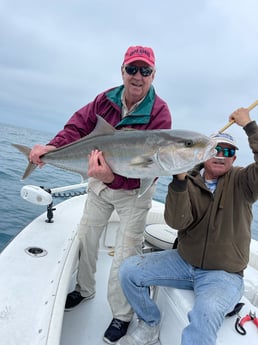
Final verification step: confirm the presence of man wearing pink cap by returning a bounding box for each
[29,45,172,343]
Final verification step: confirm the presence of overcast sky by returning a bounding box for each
[0,0,258,166]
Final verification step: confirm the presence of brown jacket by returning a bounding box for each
[164,121,258,275]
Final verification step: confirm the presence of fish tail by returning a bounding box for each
[12,143,37,179]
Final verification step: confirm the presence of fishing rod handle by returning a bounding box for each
[218,99,258,133]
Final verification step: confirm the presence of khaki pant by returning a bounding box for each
[76,183,156,321]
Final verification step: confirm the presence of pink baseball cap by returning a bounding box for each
[123,46,155,67]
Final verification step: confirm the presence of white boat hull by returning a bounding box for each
[0,193,258,344]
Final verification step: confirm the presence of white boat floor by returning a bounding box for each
[60,249,161,345]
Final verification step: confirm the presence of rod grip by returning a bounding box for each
[218,100,258,133]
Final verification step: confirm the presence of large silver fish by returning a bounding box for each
[13,115,216,196]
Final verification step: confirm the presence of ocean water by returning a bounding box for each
[0,122,258,252]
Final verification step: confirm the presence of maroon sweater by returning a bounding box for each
[48,85,172,190]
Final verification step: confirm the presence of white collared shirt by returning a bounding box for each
[121,90,144,118]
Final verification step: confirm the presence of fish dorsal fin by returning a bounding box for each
[85,115,116,139]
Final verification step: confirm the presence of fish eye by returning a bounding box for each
[184,140,193,147]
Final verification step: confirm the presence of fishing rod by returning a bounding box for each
[218,99,258,133]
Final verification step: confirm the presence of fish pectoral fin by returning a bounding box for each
[130,155,154,168]
[138,178,155,197]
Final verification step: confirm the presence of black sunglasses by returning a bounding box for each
[215,145,236,157]
[124,65,153,77]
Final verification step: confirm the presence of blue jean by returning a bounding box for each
[119,249,244,345]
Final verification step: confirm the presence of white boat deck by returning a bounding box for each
[1,192,258,345]
[61,249,162,345]
[61,249,113,345]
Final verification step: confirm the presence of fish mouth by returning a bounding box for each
[202,146,217,162]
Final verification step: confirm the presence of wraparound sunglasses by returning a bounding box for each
[124,65,153,77]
